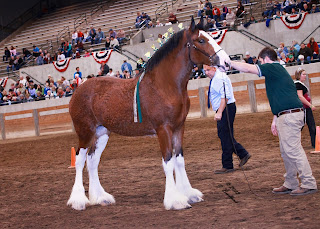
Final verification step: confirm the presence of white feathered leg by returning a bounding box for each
[87,127,115,206]
[174,154,203,204]
[162,157,190,210]
[67,148,90,210]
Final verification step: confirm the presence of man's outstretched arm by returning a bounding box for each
[230,61,259,75]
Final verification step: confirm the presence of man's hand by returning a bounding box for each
[214,112,222,121]
[271,115,278,136]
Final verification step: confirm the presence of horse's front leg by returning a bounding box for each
[157,125,190,210]
[173,126,203,204]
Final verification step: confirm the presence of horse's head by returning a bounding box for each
[187,17,230,72]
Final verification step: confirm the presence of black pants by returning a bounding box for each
[217,103,249,169]
[304,108,316,147]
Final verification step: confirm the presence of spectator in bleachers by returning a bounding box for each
[28,85,36,98]
[36,53,44,65]
[273,10,282,19]
[280,52,288,63]
[168,12,178,24]
[123,70,131,79]
[66,41,72,57]
[212,5,221,21]
[136,57,145,70]
[282,0,296,14]
[35,90,45,101]
[89,26,97,45]
[98,62,109,76]
[244,51,254,64]
[75,40,84,53]
[277,42,289,58]
[44,53,53,64]
[292,40,300,53]
[45,90,55,99]
[14,55,24,69]
[298,43,313,64]
[221,4,228,20]
[155,20,164,27]
[205,6,213,19]
[33,45,40,57]
[105,37,111,50]
[121,60,132,77]
[106,68,115,77]
[10,46,17,57]
[307,37,319,59]
[115,71,123,78]
[110,36,119,49]
[83,30,90,42]
[117,29,126,44]
[56,87,65,98]
[72,30,78,45]
[3,47,10,62]
[22,48,32,61]
[19,76,27,86]
[291,7,298,14]
[263,0,274,18]
[95,28,105,44]
[74,67,82,79]
[6,56,15,72]
[43,82,50,95]
[197,1,205,17]
[204,0,212,9]
[77,29,84,42]
[236,1,245,18]
[244,16,257,27]
[135,12,142,28]
[273,1,282,15]
[84,50,91,57]
[286,53,296,65]
[65,86,72,97]
[204,18,218,31]
[108,29,117,39]
[301,3,310,13]
[226,9,236,27]
[57,51,66,61]
[310,4,320,13]
[141,12,152,27]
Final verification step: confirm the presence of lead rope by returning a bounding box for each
[222,81,258,197]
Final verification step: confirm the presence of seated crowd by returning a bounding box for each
[0,57,147,105]
[263,0,319,19]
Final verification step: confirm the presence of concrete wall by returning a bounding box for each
[19,51,137,84]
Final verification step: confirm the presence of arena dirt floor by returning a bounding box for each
[1,110,320,228]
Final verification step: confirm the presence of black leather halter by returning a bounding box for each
[186,41,223,64]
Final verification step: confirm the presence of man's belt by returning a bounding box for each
[277,108,304,117]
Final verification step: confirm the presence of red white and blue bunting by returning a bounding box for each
[53,58,71,72]
[0,77,8,88]
[280,12,307,29]
[92,50,113,64]
[208,29,228,45]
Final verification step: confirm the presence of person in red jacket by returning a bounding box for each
[212,5,221,21]
[307,37,319,60]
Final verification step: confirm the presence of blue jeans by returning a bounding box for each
[216,103,249,169]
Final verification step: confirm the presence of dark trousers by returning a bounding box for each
[305,108,316,147]
[217,103,249,169]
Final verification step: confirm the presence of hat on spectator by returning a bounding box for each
[298,55,304,60]
[288,54,293,58]
[252,56,256,59]
[245,51,250,55]
[109,29,113,31]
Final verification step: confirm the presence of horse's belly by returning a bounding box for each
[106,121,157,137]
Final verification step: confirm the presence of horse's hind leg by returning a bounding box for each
[67,148,90,210]
[87,126,115,206]
[173,126,203,204]
[157,125,190,210]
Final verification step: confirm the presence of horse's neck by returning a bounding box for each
[151,44,193,92]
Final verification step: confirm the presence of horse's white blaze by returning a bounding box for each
[87,132,115,205]
[67,148,90,210]
[162,157,190,210]
[174,155,203,204]
[199,30,230,70]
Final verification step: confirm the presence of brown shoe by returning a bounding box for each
[214,168,235,174]
[239,153,251,167]
[272,186,292,194]
[290,187,318,196]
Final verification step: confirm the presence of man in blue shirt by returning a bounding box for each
[74,67,82,79]
[229,47,317,196]
[121,60,132,77]
[204,65,251,174]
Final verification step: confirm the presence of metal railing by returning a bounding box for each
[21,71,45,87]
[237,29,277,49]
[56,26,70,45]
[301,25,320,44]
[74,13,87,30]
[155,2,168,21]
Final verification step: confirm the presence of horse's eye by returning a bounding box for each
[199,39,205,44]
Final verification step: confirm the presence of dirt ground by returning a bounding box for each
[1,110,320,229]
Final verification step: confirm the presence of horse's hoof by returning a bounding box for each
[188,196,204,204]
[100,199,115,206]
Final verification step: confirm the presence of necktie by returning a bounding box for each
[207,78,213,108]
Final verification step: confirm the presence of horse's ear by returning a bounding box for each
[189,16,196,32]
[196,16,204,30]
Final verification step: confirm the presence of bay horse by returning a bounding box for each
[67,17,230,211]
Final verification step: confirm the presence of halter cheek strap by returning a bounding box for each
[186,41,223,64]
